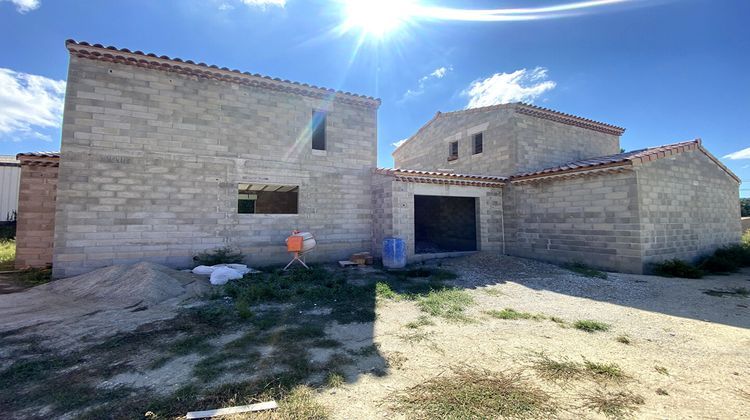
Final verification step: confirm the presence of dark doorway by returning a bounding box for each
[414,195,478,254]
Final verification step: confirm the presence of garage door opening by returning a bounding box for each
[414,195,477,254]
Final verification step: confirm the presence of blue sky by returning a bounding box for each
[1,0,748,196]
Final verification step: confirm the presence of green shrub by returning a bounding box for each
[193,246,244,266]
[651,259,704,279]
[0,221,15,240]
[698,254,739,274]
[713,245,750,267]
[0,239,15,271]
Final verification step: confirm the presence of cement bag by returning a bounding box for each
[217,263,251,275]
[210,266,244,285]
[192,265,216,275]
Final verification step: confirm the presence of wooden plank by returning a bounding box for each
[186,401,278,419]
[338,260,358,267]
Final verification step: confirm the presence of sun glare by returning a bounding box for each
[340,0,416,38]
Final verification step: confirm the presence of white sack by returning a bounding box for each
[192,265,216,275]
[209,267,245,285]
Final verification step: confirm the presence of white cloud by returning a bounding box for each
[724,147,750,160]
[0,68,65,142]
[218,3,235,10]
[2,0,39,13]
[392,138,408,148]
[242,0,285,7]
[430,67,449,78]
[464,67,556,109]
[402,66,453,101]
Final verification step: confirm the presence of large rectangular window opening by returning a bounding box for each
[312,110,326,151]
[414,195,478,254]
[238,184,299,214]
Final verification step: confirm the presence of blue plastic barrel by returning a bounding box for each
[382,237,406,269]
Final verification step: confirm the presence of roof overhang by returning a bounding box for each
[376,168,506,188]
[65,40,381,110]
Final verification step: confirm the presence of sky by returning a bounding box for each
[0,0,748,196]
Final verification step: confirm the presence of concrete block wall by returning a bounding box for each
[15,161,58,268]
[371,175,504,260]
[509,112,619,173]
[504,171,643,273]
[393,108,515,176]
[371,174,394,257]
[636,149,741,264]
[393,105,620,177]
[53,55,377,277]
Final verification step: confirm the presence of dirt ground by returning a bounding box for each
[1,254,748,419]
[319,254,750,419]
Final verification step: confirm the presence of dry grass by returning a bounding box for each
[531,354,583,382]
[485,308,546,321]
[615,335,631,345]
[573,319,611,333]
[416,288,474,322]
[275,386,329,419]
[403,315,435,329]
[392,367,555,419]
[325,372,345,388]
[581,390,645,419]
[531,354,626,383]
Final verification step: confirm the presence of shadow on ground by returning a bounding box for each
[427,252,750,330]
[0,263,453,418]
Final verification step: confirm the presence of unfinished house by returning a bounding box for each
[392,104,742,273]
[51,40,379,278]
[16,40,741,277]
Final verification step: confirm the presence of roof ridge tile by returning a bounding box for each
[65,39,381,108]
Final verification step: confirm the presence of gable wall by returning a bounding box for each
[53,55,377,277]
[636,149,741,264]
[510,112,620,173]
[393,108,515,176]
[393,106,620,177]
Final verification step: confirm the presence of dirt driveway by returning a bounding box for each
[321,253,750,419]
[1,253,748,419]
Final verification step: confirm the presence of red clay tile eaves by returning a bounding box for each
[16,151,61,167]
[16,152,60,159]
[510,139,741,183]
[392,103,625,154]
[65,40,381,109]
[513,103,625,136]
[375,167,507,187]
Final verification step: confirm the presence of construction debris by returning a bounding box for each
[338,260,358,267]
[349,252,373,266]
[185,401,278,419]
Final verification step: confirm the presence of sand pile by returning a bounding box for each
[36,262,207,307]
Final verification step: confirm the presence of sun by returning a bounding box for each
[339,0,416,39]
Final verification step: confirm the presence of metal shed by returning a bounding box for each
[0,156,20,222]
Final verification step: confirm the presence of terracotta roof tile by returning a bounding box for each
[65,40,381,109]
[393,103,625,153]
[16,151,60,159]
[509,139,740,183]
[375,168,506,187]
